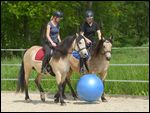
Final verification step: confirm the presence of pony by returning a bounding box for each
[16,33,88,105]
[55,35,113,102]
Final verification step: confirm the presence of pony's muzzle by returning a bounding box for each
[83,53,88,58]
[106,57,111,61]
[106,52,111,61]
[80,50,88,58]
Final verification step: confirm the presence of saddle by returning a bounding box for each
[35,48,45,60]
[72,50,90,73]
[35,48,55,76]
[72,51,90,60]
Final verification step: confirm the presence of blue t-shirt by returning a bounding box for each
[47,21,59,43]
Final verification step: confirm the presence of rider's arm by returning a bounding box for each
[97,30,102,40]
[80,31,92,44]
[96,22,102,40]
[57,33,61,43]
[80,23,92,44]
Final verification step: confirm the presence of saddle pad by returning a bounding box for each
[72,51,89,60]
[35,48,45,60]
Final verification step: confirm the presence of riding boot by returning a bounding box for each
[41,48,54,74]
[79,58,85,74]
[41,55,48,74]
[83,58,89,73]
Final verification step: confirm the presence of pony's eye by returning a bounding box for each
[79,41,82,44]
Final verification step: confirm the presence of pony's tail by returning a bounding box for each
[16,60,25,93]
[16,49,27,93]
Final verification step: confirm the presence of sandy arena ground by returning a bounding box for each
[1,91,149,112]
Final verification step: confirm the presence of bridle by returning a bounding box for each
[101,40,112,55]
[102,50,112,55]
[73,36,87,53]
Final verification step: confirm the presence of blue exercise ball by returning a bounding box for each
[77,74,104,102]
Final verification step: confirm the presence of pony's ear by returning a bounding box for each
[76,33,79,37]
[109,34,113,43]
[110,33,113,40]
[101,37,105,42]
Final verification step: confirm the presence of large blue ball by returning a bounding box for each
[77,74,104,102]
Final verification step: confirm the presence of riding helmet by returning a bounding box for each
[53,11,63,19]
[85,10,94,18]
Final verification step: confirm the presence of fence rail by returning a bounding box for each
[1,64,149,67]
[1,47,149,83]
[1,78,149,83]
[1,47,149,51]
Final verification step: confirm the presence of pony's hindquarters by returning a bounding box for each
[16,46,42,93]
[23,46,42,83]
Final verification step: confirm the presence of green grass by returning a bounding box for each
[1,48,149,96]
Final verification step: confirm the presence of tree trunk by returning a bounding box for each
[23,15,31,44]
[87,1,93,9]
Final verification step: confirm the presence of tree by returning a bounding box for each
[1,1,149,51]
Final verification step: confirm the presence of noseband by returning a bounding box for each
[75,36,87,53]
[102,50,112,55]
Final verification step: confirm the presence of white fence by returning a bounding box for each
[1,47,149,51]
[1,47,149,83]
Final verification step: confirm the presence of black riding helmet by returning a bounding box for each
[85,10,94,18]
[53,11,63,19]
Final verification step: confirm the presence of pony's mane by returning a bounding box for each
[93,39,112,57]
[93,40,104,57]
[53,34,85,59]
[53,35,76,59]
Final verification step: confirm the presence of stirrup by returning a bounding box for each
[80,67,85,74]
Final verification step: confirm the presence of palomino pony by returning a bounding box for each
[55,35,113,102]
[16,34,88,105]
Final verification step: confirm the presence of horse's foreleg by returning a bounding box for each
[58,83,66,105]
[65,69,77,100]
[54,80,67,99]
[35,73,45,102]
[55,78,77,100]
[62,81,67,99]
[55,72,66,105]
[65,78,78,100]
[54,83,66,105]
[99,71,108,102]
[101,80,107,102]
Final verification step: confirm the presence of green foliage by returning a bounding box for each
[1,1,149,49]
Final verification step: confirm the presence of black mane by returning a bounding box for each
[52,35,76,59]
[53,34,85,59]
[93,39,104,57]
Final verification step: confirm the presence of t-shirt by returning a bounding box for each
[80,21,100,41]
[47,21,60,43]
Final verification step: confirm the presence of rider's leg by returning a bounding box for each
[41,44,51,73]
[79,57,84,73]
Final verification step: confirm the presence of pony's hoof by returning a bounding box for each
[73,94,78,100]
[60,102,66,106]
[101,97,108,102]
[41,98,45,102]
[25,98,32,103]
[63,95,67,99]
[73,96,78,100]
[54,98,59,103]
[54,93,59,98]
[40,92,45,102]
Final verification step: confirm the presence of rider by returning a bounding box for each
[79,9,102,73]
[41,11,63,73]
